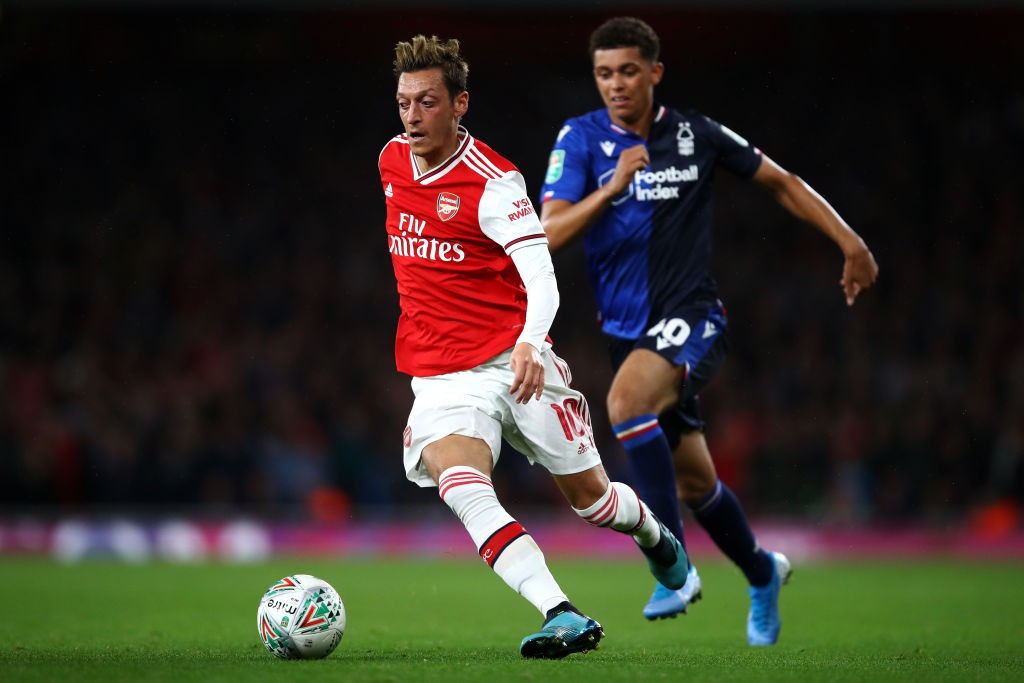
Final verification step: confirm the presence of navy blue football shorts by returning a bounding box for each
[607,300,728,448]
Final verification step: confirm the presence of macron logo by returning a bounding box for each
[600,141,616,157]
[703,321,717,339]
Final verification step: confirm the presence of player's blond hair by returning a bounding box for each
[393,35,469,101]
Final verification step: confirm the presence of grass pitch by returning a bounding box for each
[1,556,1022,682]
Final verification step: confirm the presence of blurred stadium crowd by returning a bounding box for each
[1,8,1021,530]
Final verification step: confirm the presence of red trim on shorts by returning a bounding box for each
[479,521,527,568]
[552,353,571,386]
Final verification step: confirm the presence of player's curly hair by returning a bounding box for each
[393,35,469,100]
[588,17,660,63]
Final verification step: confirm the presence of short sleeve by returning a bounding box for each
[701,115,763,179]
[540,121,590,204]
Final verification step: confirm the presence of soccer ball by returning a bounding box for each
[257,574,346,659]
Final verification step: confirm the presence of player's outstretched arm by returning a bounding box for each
[752,154,879,306]
[541,144,650,252]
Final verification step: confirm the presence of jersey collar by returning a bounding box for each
[411,126,473,183]
[604,104,667,138]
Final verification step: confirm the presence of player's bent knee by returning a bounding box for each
[606,392,650,425]
[553,465,610,510]
[607,386,675,425]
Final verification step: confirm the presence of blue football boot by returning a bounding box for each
[747,551,792,646]
[643,563,703,620]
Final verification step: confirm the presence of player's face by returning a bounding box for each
[592,47,664,130]
[396,68,468,170]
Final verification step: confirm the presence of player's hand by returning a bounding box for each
[840,242,879,306]
[509,342,545,404]
[604,144,649,197]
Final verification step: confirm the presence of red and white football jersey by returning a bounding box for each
[378,127,548,377]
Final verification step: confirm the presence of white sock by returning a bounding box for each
[573,481,661,547]
[438,466,567,615]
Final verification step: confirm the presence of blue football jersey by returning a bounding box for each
[540,105,762,340]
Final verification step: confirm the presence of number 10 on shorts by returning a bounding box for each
[551,397,595,447]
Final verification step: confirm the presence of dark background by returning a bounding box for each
[1,2,1022,531]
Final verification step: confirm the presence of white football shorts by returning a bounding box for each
[403,347,603,487]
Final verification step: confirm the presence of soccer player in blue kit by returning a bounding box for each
[539,17,878,645]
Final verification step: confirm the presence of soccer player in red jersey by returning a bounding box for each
[378,34,691,659]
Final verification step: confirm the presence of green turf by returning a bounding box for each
[1,556,1022,682]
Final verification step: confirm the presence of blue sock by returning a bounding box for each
[690,480,773,587]
[613,415,686,551]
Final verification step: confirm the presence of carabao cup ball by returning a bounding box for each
[257,574,346,659]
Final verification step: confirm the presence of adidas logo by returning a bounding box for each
[385,182,394,197]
